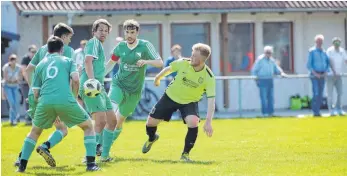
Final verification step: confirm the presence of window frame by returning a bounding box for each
[262,21,294,73]
[170,22,211,67]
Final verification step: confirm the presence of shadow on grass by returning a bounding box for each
[25,165,86,176]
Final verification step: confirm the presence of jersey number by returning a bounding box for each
[47,61,58,79]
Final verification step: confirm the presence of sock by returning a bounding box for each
[86,156,96,165]
[95,133,101,145]
[42,130,64,149]
[112,128,122,143]
[183,127,198,154]
[98,131,103,146]
[101,128,114,158]
[84,136,96,157]
[146,126,157,142]
[20,137,37,160]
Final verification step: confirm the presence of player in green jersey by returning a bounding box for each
[16,36,99,172]
[141,43,216,162]
[78,19,116,159]
[15,23,75,167]
[103,19,163,160]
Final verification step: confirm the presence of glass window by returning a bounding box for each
[220,23,255,74]
[263,22,293,72]
[171,23,210,66]
[119,24,162,75]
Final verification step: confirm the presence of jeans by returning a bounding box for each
[257,79,274,115]
[310,77,325,115]
[327,76,343,111]
[3,85,20,123]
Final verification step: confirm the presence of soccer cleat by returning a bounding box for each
[86,163,100,171]
[142,134,159,154]
[14,158,20,167]
[96,144,102,156]
[36,146,56,167]
[16,160,27,173]
[100,157,113,163]
[16,165,26,173]
[180,153,192,162]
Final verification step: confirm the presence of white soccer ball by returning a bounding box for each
[83,79,101,98]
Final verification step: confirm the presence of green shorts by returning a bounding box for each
[108,83,141,117]
[33,103,90,129]
[79,88,113,114]
[27,94,37,119]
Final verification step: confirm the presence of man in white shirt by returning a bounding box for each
[72,40,87,73]
[326,37,347,116]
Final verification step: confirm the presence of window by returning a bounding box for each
[70,25,92,49]
[171,23,211,66]
[119,24,162,75]
[263,22,293,72]
[220,23,255,74]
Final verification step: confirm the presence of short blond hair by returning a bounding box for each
[171,44,182,52]
[92,19,112,33]
[192,43,211,59]
[123,19,140,31]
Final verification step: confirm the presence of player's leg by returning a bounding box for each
[179,102,200,162]
[142,93,178,154]
[17,104,57,172]
[38,118,68,153]
[56,103,100,171]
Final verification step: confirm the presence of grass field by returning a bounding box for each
[2,117,347,176]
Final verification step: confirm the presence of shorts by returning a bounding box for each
[150,93,199,123]
[27,94,37,119]
[33,102,90,129]
[79,88,113,114]
[108,83,141,117]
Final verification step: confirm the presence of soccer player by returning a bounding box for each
[15,23,74,167]
[103,19,163,160]
[141,43,215,162]
[16,36,99,172]
[79,19,116,159]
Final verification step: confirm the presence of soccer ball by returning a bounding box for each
[83,79,101,97]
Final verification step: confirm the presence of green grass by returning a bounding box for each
[2,117,347,176]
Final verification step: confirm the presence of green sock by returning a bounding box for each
[98,131,103,146]
[84,136,96,157]
[95,132,101,145]
[101,129,114,158]
[20,137,36,160]
[43,130,64,149]
[112,128,122,143]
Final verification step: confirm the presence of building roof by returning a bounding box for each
[13,1,347,16]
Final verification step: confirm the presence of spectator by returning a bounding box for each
[165,44,182,86]
[2,54,23,126]
[326,37,347,116]
[251,46,285,117]
[306,34,330,117]
[72,39,87,73]
[21,45,37,125]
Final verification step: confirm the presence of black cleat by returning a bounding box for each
[100,157,113,163]
[142,134,159,154]
[86,163,100,171]
[96,144,102,157]
[16,160,27,173]
[36,146,56,167]
[16,165,26,173]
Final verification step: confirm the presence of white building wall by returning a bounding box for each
[15,12,347,113]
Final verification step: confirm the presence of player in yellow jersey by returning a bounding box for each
[141,43,215,162]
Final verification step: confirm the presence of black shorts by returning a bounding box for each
[150,93,199,123]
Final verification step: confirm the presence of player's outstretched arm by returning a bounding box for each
[204,97,215,137]
[85,56,95,79]
[104,59,117,77]
[153,66,172,86]
[70,72,79,98]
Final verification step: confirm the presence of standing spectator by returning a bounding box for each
[165,44,182,86]
[326,37,347,116]
[21,45,37,125]
[251,46,285,117]
[2,54,23,125]
[72,40,87,73]
[307,34,330,117]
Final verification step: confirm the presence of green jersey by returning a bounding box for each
[32,53,77,105]
[28,45,74,95]
[166,58,216,104]
[80,37,106,86]
[112,39,160,94]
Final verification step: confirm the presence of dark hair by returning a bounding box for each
[53,23,74,38]
[92,19,112,33]
[47,36,64,53]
